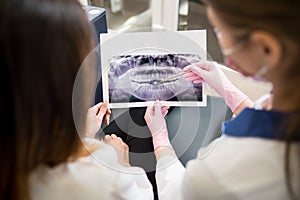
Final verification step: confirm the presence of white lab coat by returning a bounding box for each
[29,139,153,200]
[155,94,299,200]
[156,136,299,200]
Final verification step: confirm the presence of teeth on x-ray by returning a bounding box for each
[108,54,202,102]
[130,67,181,84]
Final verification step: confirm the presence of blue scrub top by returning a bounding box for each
[222,108,300,141]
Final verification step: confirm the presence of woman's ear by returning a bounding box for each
[250,31,282,68]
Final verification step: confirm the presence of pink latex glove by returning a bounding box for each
[144,101,172,150]
[85,102,111,138]
[183,61,249,112]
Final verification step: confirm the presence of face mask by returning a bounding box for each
[222,42,244,71]
[224,57,240,72]
[219,32,270,82]
[251,65,269,82]
[225,57,269,82]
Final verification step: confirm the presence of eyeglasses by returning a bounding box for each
[213,27,249,56]
[222,43,245,56]
[213,27,222,39]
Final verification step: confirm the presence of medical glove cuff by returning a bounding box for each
[224,87,249,112]
[152,128,172,151]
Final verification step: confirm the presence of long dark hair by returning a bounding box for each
[204,0,300,199]
[0,0,94,199]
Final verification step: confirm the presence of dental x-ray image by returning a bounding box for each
[107,53,205,107]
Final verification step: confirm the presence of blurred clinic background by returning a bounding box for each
[81,0,272,102]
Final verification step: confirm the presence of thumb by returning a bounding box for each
[154,100,162,115]
[144,105,154,124]
[97,103,108,120]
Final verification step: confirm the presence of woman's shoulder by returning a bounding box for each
[182,136,291,199]
[29,158,116,200]
[29,140,149,200]
[188,135,286,173]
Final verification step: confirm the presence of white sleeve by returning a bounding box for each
[156,155,186,200]
[182,158,238,200]
[84,139,154,200]
[110,167,154,200]
[30,139,154,200]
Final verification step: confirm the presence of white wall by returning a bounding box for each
[78,0,88,6]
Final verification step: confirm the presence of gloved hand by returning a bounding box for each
[85,102,111,138]
[144,100,172,150]
[183,61,249,112]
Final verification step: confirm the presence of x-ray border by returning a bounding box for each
[100,30,208,109]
